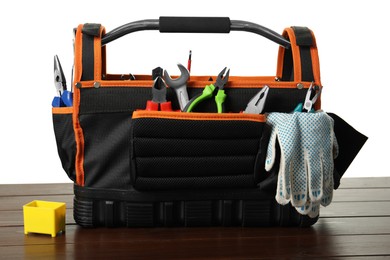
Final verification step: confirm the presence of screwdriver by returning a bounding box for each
[187,50,192,73]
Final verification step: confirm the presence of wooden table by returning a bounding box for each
[1,177,389,259]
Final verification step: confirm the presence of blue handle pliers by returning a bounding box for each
[52,55,73,107]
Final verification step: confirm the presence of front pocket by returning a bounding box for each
[130,111,269,190]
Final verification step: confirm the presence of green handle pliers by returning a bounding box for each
[184,67,230,113]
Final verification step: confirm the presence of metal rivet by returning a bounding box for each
[75,82,82,89]
[296,83,304,89]
[93,82,101,88]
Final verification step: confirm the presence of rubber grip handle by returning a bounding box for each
[159,17,231,33]
[101,18,291,48]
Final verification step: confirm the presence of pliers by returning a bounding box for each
[294,82,322,112]
[145,77,173,111]
[243,85,269,114]
[184,67,230,113]
[52,55,73,107]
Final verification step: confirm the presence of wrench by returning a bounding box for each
[163,63,190,111]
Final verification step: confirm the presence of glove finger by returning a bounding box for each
[265,130,278,171]
[321,145,334,207]
[284,156,292,201]
[272,132,291,204]
[321,153,334,207]
[275,168,290,205]
[319,114,336,206]
[275,173,284,204]
[275,126,296,203]
[321,113,338,160]
[308,201,321,218]
[268,113,299,206]
[280,151,292,203]
[302,113,329,203]
[290,151,307,207]
[296,200,320,218]
[307,150,323,203]
[279,113,301,203]
[321,184,333,206]
[266,113,295,171]
[295,200,312,215]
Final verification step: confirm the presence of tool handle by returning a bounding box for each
[101,17,290,48]
[160,17,230,33]
[215,90,227,113]
[184,84,215,112]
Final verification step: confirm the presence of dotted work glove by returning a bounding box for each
[265,112,338,218]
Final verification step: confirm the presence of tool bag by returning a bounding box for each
[52,17,367,227]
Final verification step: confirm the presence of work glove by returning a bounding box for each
[265,111,338,218]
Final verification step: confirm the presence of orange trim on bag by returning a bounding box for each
[285,28,302,82]
[52,107,73,114]
[73,24,85,186]
[276,27,322,111]
[101,34,107,77]
[276,44,285,80]
[132,110,266,123]
[74,24,83,84]
[74,120,85,187]
[75,78,309,89]
[93,26,105,80]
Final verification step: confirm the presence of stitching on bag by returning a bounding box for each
[132,111,266,123]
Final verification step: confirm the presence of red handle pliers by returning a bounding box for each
[146,77,173,111]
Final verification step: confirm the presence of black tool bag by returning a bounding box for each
[52,17,367,227]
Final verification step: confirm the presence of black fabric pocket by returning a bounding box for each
[52,108,76,182]
[130,111,269,190]
[79,112,132,189]
[328,113,368,189]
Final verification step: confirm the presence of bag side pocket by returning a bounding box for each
[52,107,76,182]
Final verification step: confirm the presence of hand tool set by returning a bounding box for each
[52,17,367,227]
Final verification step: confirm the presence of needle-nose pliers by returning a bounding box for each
[294,82,322,112]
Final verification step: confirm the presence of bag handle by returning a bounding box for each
[276,26,322,110]
[73,20,321,86]
[276,26,321,83]
[101,17,291,48]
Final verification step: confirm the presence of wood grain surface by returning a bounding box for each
[1,178,389,259]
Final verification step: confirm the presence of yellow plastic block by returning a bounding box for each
[23,200,66,237]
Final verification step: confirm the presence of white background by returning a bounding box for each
[0,0,387,184]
